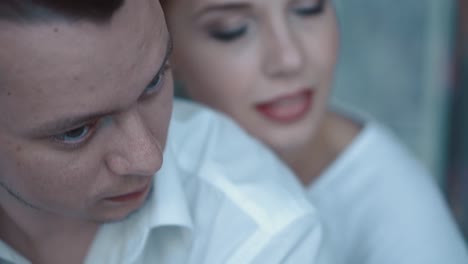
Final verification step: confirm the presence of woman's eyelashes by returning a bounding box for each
[292,0,325,17]
[208,24,248,42]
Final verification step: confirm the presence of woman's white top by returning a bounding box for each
[308,122,468,264]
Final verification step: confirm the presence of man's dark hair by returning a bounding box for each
[0,0,124,23]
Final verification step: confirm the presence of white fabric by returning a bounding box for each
[308,122,468,264]
[0,99,330,264]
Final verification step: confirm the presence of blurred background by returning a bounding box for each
[331,0,467,241]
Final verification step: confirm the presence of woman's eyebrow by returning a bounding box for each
[194,2,250,18]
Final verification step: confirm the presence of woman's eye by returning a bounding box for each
[53,122,97,148]
[209,25,247,42]
[143,62,170,96]
[292,0,325,17]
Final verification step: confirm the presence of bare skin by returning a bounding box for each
[163,0,361,185]
[284,112,361,184]
[0,0,173,263]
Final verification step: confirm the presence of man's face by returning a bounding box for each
[0,0,173,222]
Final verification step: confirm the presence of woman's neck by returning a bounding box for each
[277,111,361,186]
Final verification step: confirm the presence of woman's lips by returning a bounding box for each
[255,89,314,123]
[105,183,150,203]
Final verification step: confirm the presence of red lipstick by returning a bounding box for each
[255,89,314,123]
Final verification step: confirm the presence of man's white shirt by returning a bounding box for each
[0,99,329,264]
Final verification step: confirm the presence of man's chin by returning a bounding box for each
[92,197,149,223]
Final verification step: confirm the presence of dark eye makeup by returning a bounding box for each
[292,0,326,17]
[209,25,248,42]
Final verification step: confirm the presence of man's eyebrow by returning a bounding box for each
[33,110,113,136]
[194,2,250,18]
[33,38,173,136]
[141,36,173,95]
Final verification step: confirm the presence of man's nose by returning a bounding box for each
[105,111,163,177]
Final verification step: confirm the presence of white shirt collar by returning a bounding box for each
[84,146,193,263]
[0,148,194,264]
[147,145,193,230]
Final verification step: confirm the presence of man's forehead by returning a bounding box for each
[0,0,167,87]
[0,0,169,133]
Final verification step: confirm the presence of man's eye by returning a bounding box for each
[209,25,247,42]
[143,62,170,96]
[292,0,325,17]
[53,123,97,148]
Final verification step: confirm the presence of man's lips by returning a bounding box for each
[105,183,150,203]
[255,89,314,123]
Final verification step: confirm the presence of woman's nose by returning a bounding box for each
[262,25,304,78]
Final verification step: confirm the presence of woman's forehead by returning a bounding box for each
[183,0,329,16]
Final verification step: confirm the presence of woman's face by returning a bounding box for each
[165,0,338,152]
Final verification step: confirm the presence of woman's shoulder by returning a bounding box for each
[314,109,434,194]
[326,111,426,176]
